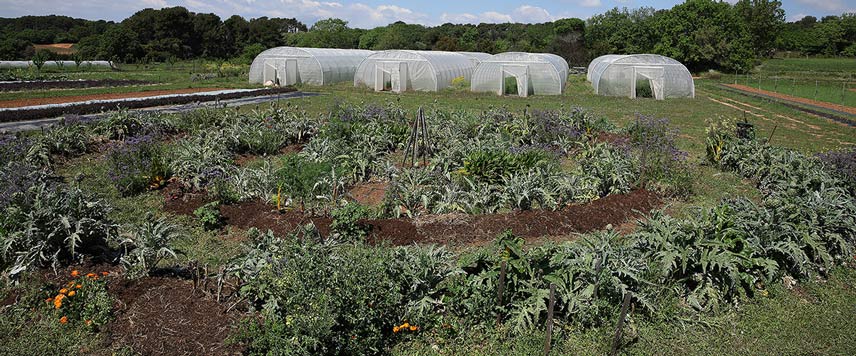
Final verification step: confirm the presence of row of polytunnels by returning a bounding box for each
[249,47,694,99]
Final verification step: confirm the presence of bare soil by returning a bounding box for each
[348,181,389,206]
[724,84,856,115]
[0,87,227,108]
[164,188,661,248]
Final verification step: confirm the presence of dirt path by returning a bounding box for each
[723,84,856,115]
[0,87,227,108]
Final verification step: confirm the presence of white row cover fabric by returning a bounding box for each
[249,47,374,86]
[588,54,694,100]
[354,50,477,92]
[0,61,112,68]
[470,52,569,96]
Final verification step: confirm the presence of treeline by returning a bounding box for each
[1,0,854,71]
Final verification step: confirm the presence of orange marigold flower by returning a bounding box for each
[393,326,400,333]
[46,297,53,303]
[101,271,109,276]
[67,291,76,297]
[75,284,82,289]
[59,288,68,294]
[402,322,410,328]
[70,270,79,277]
[67,281,75,287]
[85,320,92,326]
[54,295,64,309]
[86,273,96,278]
[59,316,68,324]
[409,325,418,331]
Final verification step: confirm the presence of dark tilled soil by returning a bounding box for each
[108,277,243,356]
[0,79,151,92]
[165,188,661,247]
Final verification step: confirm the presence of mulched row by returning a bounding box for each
[0,79,151,92]
[0,87,296,123]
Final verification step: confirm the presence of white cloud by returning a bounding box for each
[513,5,554,23]
[580,0,601,8]
[795,0,845,12]
[141,0,167,8]
[788,13,807,22]
[440,11,512,24]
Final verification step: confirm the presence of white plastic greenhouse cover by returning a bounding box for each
[354,50,477,92]
[249,47,374,85]
[458,52,493,65]
[470,52,569,96]
[588,54,694,100]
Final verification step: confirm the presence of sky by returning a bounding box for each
[0,0,853,28]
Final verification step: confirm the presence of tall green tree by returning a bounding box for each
[735,0,786,56]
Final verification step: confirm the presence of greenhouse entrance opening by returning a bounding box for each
[499,65,529,97]
[262,59,298,86]
[629,66,664,100]
[374,61,408,93]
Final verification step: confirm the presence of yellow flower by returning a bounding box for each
[59,288,68,294]
[401,322,410,329]
[392,326,400,333]
[409,325,418,331]
[67,290,76,297]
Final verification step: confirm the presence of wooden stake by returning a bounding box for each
[544,283,556,356]
[610,292,633,356]
[496,260,507,326]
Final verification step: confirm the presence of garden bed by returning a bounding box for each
[0,87,296,122]
[0,79,152,92]
[0,87,227,108]
[164,189,661,247]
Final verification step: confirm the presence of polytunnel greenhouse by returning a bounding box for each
[353,50,477,92]
[470,52,569,97]
[249,47,374,86]
[587,54,694,100]
[458,52,493,65]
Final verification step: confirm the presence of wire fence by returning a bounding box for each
[716,74,856,108]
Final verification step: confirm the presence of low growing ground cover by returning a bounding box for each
[0,98,854,355]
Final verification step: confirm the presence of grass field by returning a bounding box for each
[712,57,856,108]
[2,58,855,355]
[0,61,252,101]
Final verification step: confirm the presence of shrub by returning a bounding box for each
[118,215,181,279]
[275,155,341,211]
[0,183,116,280]
[169,133,233,190]
[45,270,113,329]
[40,118,95,157]
[193,201,223,231]
[106,135,170,196]
[816,148,856,194]
[578,143,637,196]
[330,203,370,240]
[456,148,554,185]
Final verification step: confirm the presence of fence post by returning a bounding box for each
[544,283,556,356]
[610,292,633,356]
[815,80,819,101]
